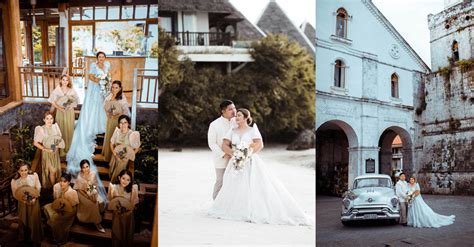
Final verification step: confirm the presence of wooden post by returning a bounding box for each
[5,0,22,103]
[151,194,158,247]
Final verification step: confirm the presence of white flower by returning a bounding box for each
[231,142,252,171]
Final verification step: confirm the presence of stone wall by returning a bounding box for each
[428,2,474,70]
[415,67,474,195]
[0,102,157,138]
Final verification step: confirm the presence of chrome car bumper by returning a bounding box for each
[341,206,400,221]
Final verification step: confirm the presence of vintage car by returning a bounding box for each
[341,174,400,225]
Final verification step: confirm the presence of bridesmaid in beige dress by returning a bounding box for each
[48,74,79,157]
[10,161,42,244]
[43,173,79,245]
[33,111,64,189]
[108,169,139,247]
[108,115,140,184]
[73,159,105,232]
[102,80,130,162]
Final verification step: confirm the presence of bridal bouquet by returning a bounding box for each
[231,142,252,170]
[87,183,97,195]
[98,73,111,98]
[407,191,414,207]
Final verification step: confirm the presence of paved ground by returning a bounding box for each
[317,195,474,247]
[159,145,315,246]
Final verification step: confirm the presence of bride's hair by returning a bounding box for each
[96,51,106,59]
[238,108,253,126]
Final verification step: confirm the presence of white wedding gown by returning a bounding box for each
[407,183,455,228]
[208,126,314,226]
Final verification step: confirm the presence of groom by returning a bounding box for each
[395,173,409,226]
[207,99,237,200]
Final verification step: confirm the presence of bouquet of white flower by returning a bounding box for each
[231,142,252,170]
[98,73,111,98]
[407,191,414,207]
[87,183,97,195]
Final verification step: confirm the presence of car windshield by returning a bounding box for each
[354,178,392,189]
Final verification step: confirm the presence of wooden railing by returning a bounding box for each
[19,66,68,99]
[131,68,158,129]
[166,31,232,46]
[0,172,16,218]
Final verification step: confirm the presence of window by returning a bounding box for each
[452,40,459,61]
[334,60,345,88]
[391,73,399,98]
[336,8,348,38]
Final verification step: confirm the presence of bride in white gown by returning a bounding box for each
[407,177,455,228]
[208,108,313,226]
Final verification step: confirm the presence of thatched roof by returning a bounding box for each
[301,22,316,47]
[159,0,236,13]
[257,1,315,54]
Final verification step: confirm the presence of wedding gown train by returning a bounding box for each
[407,183,455,228]
[66,61,109,202]
[208,126,314,226]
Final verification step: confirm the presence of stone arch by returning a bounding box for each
[316,119,358,196]
[378,126,414,179]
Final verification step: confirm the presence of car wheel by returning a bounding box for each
[341,221,352,226]
[389,219,398,225]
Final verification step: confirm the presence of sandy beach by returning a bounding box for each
[158,145,315,246]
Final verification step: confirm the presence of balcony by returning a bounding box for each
[166,31,232,46]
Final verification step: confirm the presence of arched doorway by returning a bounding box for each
[378,126,413,180]
[316,120,358,196]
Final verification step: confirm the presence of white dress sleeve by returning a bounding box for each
[48,86,61,104]
[33,173,41,192]
[251,125,263,140]
[415,183,421,191]
[33,126,45,143]
[54,123,62,137]
[131,184,139,206]
[129,131,141,149]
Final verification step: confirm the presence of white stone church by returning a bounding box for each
[315,0,431,195]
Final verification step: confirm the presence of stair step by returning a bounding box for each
[93,154,107,163]
[61,163,109,177]
[70,223,112,239]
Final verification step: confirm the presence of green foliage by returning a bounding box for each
[150,41,158,58]
[456,58,474,73]
[438,66,451,81]
[158,30,315,145]
[32,26,42,63]
[10,109,36,164]
[134,125,158,184]
[109,25,145,55]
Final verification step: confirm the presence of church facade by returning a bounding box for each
[315,0,430,195]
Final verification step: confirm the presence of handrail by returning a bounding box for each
[0,172,16,218]
[131,68,158,130]
[165,31,232,46]
[19,66,67,99]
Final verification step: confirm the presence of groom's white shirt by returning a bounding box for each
[208,116,236,169]
[395,180,409,202]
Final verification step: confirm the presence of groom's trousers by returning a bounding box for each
[399,201,408,224]
[213,168,226,200]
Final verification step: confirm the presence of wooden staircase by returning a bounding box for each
[0,105,156,246]
[55,106,151,246]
